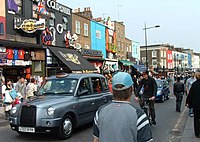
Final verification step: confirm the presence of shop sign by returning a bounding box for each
[81,49,102,57]
[47,0,71,15]
[14,18,45,33]
[58,51,80,65]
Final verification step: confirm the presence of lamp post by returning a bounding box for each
[143,23,160,70]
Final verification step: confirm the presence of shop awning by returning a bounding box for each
[48,46,96,71]
[119,60,133,66]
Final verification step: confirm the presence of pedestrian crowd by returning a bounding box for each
[96,70,200,141]
[1,76,41,120]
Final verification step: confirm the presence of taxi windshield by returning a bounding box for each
[38,78,78,96]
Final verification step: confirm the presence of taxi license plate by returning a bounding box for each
[18,126,35,133]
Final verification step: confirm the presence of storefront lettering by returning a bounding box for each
[58,51,80,65]
[47,0,71,15]
[56,24,63,34]
[14,18,45,33]
[81,49,102,57]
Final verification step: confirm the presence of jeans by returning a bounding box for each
[175,93,183,112]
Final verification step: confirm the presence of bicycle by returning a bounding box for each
[139,97,152,125]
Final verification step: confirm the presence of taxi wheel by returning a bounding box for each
[58,115,73,140]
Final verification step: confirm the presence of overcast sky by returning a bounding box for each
[58,0,200,53]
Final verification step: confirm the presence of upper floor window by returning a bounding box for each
[49,13,55,27]
[84,23,88,36]
[75,20,80,34]
[32,3,38,18]
[96,30,101,39]
[0,23,4,34]
[8,0,23,15]
[152,50,157,57]
[15,0,23,15]
[63,17,68,30]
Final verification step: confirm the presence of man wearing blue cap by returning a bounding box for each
[93,72,153,142]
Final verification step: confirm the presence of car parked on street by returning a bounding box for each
[155,79,170,102]
[9,73,113,139]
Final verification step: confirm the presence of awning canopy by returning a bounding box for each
[119,60,133,66]
[48,46,96,71]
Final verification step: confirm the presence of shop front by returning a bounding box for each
[46,46,96,76]
[81,49,104,73]
[0,39,45,82]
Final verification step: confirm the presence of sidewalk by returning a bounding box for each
[180,115,200,142]
[0,107,9,127]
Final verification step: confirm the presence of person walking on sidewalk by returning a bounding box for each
[186,72,200,138]
[93,72,153,142]
[185,72,196,117]
[2,79,13,120]
[26,78,37,100]
[173,76,184,112]
[15,76,26,102]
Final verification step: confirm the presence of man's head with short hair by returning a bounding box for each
[112,72,133,101]
[195,72,200,80]
[177,76,181,81]
[142,70,149,79]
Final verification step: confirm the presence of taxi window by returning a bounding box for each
[38,78,78,95]
[78,78,91,96]
[91,77,103,93]
[101,77,109,91]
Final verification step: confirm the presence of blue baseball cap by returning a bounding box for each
[112,72,133,91]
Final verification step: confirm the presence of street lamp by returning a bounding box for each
[143,23,160,70]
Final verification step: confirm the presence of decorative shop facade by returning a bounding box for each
[0,0,77,81]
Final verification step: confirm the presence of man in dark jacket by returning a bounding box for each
[173,76,184,112]
[136,70,157,125]
[186,72,200,138]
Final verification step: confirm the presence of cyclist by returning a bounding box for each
[135,70,157,125]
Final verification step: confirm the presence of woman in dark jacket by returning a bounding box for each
[186,72,200,138]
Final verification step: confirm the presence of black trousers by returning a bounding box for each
[175,93,183,112]
[140,100,156,120]
[193,108,200,137]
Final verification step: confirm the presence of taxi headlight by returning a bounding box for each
[11,107,17,114]
[47,107,54,116]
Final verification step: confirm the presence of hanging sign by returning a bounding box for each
[14,18,45,33]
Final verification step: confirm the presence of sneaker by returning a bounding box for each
[190,113,194,117]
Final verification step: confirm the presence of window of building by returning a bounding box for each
[63,17,68,30]
[75,20,80,34]
[84,23,88,36]
[109,36,112,43]
[152,50,157,57]
[15,0,23,15]
[49,13,55,27]
[35,61,42,72]
[96,30,101,39]
[118,40,120,48]
[0,23,4,34]
[32,3,38,18]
